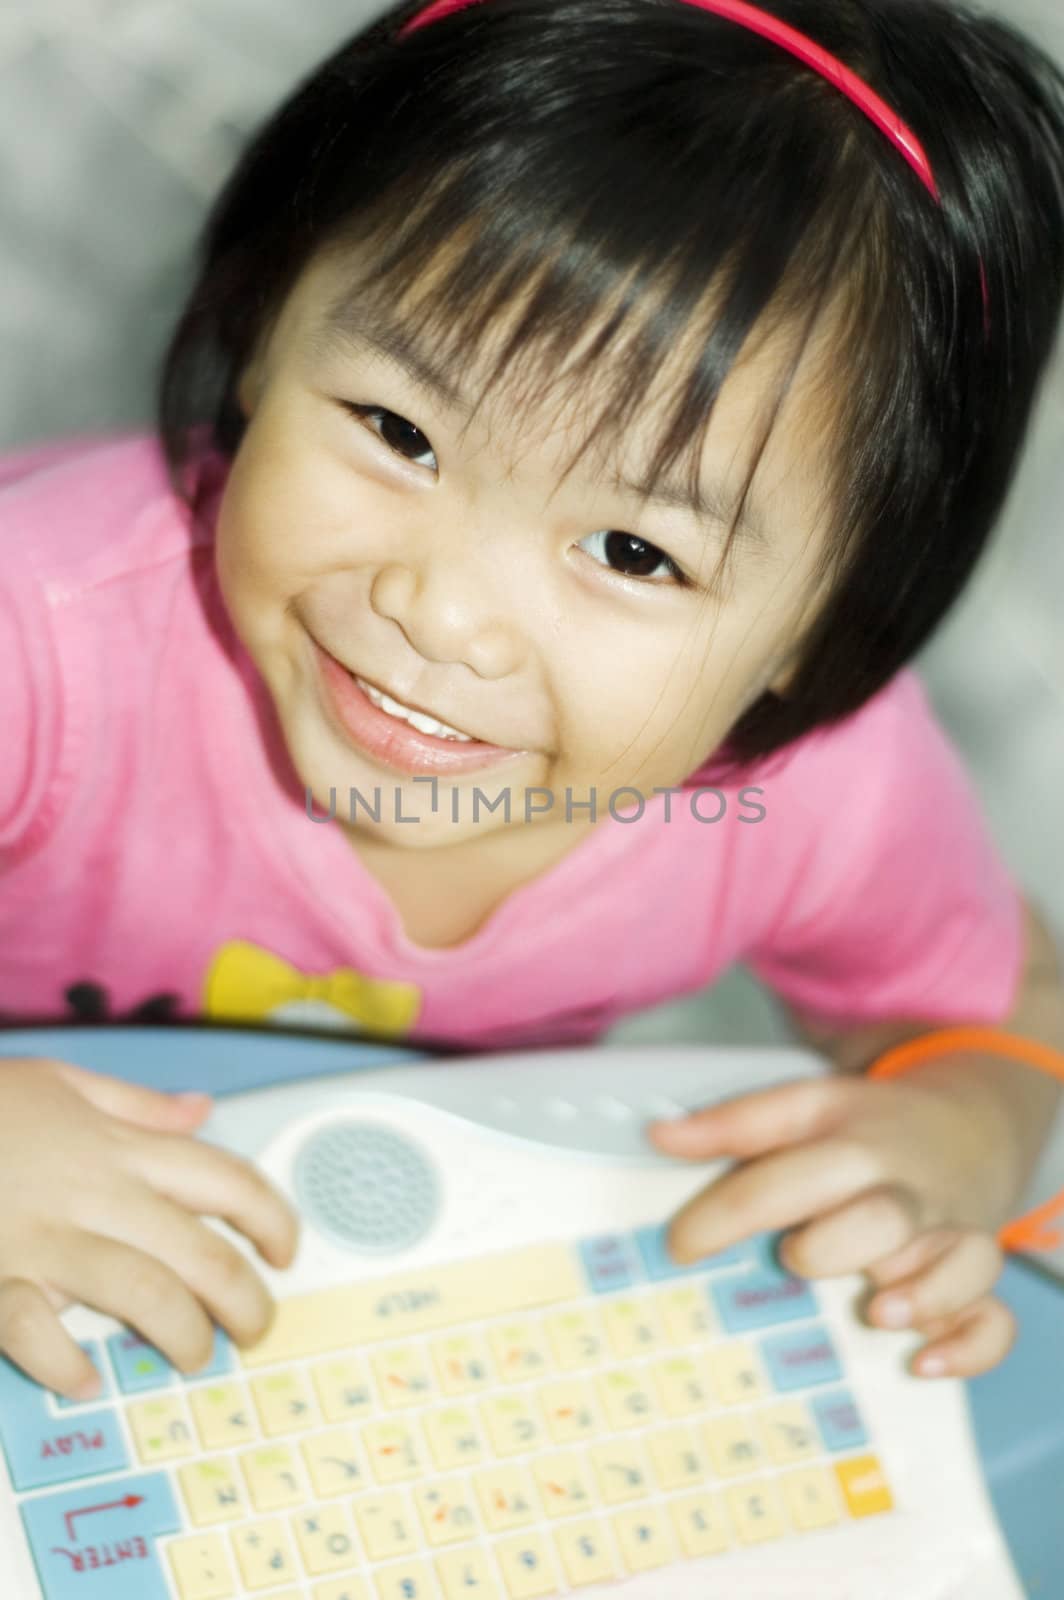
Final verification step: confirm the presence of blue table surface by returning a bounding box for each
[2,1023,1062,1596]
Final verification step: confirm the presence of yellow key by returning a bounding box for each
[313,1580,371,1600]
[758,1400,819,1465]
[375,1561,435,1599]
[783,1465,844,1530]
[189,1382,257,1450]
[489,1320,551,1381]
[230,1518,298,1589]
[301,1427,365,1496]
[475,1466,538,1532]
[652,1355,711,1418]
[128,1394,196,1464]
[669,1492,731,1558]
[495,1532,559,1598]
[167,1533,235,1599]
[352,1490,420,1560]
[436,1547,503,1598]
[179,1457,246,1526]
[364,1418,425,1483]
[612,1506,673,1573]
[646,1427,707,1492]
[726,1478,789,1543]
[602,1297,661,1359]
[544,1309,605,1371]
[311,1355,375,1423]
[250,1369,318,1437]
[238,1443,306,1511]
[432,1332,495,1396]
[596,1369,657,1431]
[242,1245,583,1366]
[531,1451,594,1519]
[835,1455,895,1517]
[553,1519,615,1587]
[654,1284,714,1345]
[589,1441,650,1505]
[415,1479,479,1546]
[705,1342,766,1405]
[423,1405,486,1471]
[290,1503,359,1575]
[538,1381,599,1446]
[702,1414,766,1476]
[372,1343,436,1409]
[481,1393,544,1457]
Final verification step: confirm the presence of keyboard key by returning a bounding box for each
[544,1308,605,1370]
[375,1560,435,1599]
[167,1533,236,1599]
[250,1369,318,1436]
[475,1468,538,1532]
[240,1245,583,1366]
[436,1547,502,1597]
[782,1465,844,1530]
[239,1444,307,1511]
[646,1427,707,1492]
[711,1268,819,1334]
[301,1427,365,1496]
[364,1419,427,1483]
[612,1506,673,1573]
[601,1297,662,1359]
[589,1441,650,1504]
[432,1333,495,1396]
[231,1517,299,1588]
[179,1457,246,1526]
[578,1235,640,1294]
[653,1285,715,1345]
[726,1478,789,1543]
[634,1222,744,1279]
[702,1414,767,1477]
[107,1330,175,1395]
[757,1399,819,1464]
[834,1454,894,1517]
[538,1381,599,1446]
[553,1518,616,1586]
[760,1324,842,1391]
[811,1387,868,1452]
[423,1405,486,1471]
[652,1355,710,1417]
[128,1395,197,1465]
[495,1532,559,1597]
[311,1356,375,1423]
[531,1451,594,1518]
[0,1351,128,1490]
[353,1491,421,1560]
[313,1580,370,1600]
[189,1382,258,1450]
[19,1469,181,1600]
[669,1491,731,1558]
[489,1320,551,1380]
[181,1329,234,1384]
[704,1342,767,1405]
[415,1479,479,1545]
[290,1503,360,1575]
[481,1393,545,1457]
[373,1344,436,1409]
[52,1342,111,1409]
[596,1369,657,1430]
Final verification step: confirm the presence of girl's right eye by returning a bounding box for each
[341,400,690,589]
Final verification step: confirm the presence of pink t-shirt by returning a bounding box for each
[0,433,1025,1050]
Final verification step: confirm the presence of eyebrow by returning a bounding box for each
[312,299,773,545]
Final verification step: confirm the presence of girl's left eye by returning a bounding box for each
[342,400,691,589]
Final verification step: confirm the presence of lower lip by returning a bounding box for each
[314,642,528,775]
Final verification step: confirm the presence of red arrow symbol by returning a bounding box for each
[65,1494,143,1541]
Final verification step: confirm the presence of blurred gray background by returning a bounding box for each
[1,0,1061,1051]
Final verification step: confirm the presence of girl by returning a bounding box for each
[1,0,1064,1404]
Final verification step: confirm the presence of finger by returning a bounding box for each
[0,1278,106,1402]
[648,1077,853,1162]
[51,1060,214,1131]
[865,1232,1004,1332]
[40,1230,219,1375]
[910,1296,1017,1379]
[779,1184,921,1278]
[668,1136,880,1262]
[126,1131,300,1270]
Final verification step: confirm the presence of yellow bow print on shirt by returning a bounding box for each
[203,940,421,1037]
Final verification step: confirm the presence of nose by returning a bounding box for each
[369,552,528,678]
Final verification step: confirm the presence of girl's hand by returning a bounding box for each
[0,1057,300,1400]
[648,1072,1027,1379]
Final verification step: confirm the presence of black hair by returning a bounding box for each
[157,0,1064,780]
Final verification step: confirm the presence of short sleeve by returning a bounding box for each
[745,671,1026,1028]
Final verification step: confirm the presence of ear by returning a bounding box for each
[766,654,800,699]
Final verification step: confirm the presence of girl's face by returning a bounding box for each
[216,248,836,853]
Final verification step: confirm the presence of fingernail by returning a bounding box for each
[74,1373,102,1400]
[176,1091,212,1107]
[918,1353,948,1377]
[875,1295,911,1328]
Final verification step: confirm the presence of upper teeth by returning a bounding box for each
[355,677,474,741]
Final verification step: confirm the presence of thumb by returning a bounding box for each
[647,1076,842,1160]
[51,1060,214,1131]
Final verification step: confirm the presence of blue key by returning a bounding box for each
[0,1354,128,1491]
[710,1266,819,1334]
[760,1324,843,1391]
[176,1327,233,1384]
[812,1387,868,1451]
[633,1222,745,1279]
[20,1470,180,1599]
[106,1331,176,1394]
[579,1234,642,1293]
[53,1344,112,1410]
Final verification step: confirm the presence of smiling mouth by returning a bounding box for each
[351,673,476,743]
